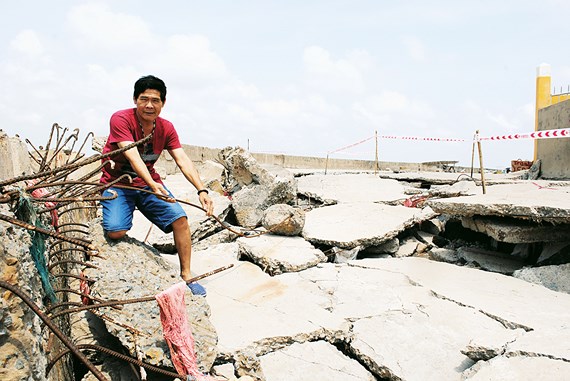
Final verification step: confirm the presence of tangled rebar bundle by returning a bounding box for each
[0,124,224,381]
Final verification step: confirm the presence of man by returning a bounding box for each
[99,75,213,296]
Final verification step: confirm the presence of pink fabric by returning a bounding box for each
[29,182,59,229]
[155,282,213,381]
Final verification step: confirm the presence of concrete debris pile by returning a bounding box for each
[1,133,570,381]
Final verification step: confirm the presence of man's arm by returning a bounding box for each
[169,147,214,215]
[117,141,172,200]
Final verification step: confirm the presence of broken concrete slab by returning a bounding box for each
[427,182,570,224]
[261,204,305,236]
[462,355,570,380]
[513,263,570,294]
[457,247,526,275]
[237,234,327,275]
[429,247,460,263]
[187,244,349,355]
[348,298,508,381]
[258,341,375,381]
[161,242,570,379]
[219,147,298,227]
[302,203,437,249]
[461,216,570,243]
[0,131,33,180]
[297,173,411,204]
[536,241,570,265]
[356,257,570,331]
[378,170,532,186]
[85,220,219,372]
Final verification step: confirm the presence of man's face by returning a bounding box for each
[134,89,164,124]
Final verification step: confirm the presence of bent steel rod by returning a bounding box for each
[46,344,184,379]
[0,213,98,252]
[48,264,235,319]
[0,133,151,189]
[111,184,292,238]
[0,280,108,381]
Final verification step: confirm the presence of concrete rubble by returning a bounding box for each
[1,136,570,381]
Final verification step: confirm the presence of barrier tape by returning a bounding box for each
[381,135,465,142]
[328,136,374,154]
[327,128,569,156]
[479,128,570,141]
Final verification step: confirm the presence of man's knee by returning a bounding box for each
[171,216,188,229]
[106,230,127,240]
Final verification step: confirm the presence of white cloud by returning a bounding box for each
[402,36,426,62]
[303,46,371,94]
[351,91,435,132]
[10,30,45,57]
[67,3,155,50]
[153,35,228,83]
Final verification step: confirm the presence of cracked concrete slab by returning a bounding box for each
[237,234,327,275]
[355,257,570,331]
[461,216,570,243]
[427,182,570,224]
[462,355,570,380]
[161,246,570,380]
[297,173,411,204]
[259,341,375,381]
[302,203,437,249]
[183,244,348,355]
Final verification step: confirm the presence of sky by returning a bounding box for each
[1,1,569,169]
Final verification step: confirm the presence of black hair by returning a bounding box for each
[133,75,167,102]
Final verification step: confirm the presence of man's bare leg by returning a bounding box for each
[171,216,192,281]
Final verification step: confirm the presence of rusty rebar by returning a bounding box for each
[52,288,123,310]
[49,264,234,319]
[46,344,184,379]
[0,212,98,251]
[48,247,98,262]
[51,273,96,283]
[0,280,108,381]
[48,260,98,272]
[111,184,292,238]
[0,133,150,189]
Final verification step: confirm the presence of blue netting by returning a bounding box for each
[15,191,57,303]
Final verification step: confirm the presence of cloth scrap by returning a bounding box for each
[155,282,214,381]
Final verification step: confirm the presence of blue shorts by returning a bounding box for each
[101,186,187,234]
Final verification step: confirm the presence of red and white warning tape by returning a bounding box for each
[328,136,375,154]
[381,135,466,142]
[478,128,570,141]
[327,128,569,156]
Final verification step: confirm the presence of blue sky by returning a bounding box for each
[1,1,569,168]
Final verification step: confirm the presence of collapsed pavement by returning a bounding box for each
[1,133,570,380]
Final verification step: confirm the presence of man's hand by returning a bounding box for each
[199,192,214,216]
[150,182,175,203]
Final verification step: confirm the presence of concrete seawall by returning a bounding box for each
[158,144,458,174]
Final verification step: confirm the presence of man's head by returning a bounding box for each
[133,75,167,102]
[133,75,167,124]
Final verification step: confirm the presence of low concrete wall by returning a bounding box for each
[157,144,457,174]
[537,100,570,179]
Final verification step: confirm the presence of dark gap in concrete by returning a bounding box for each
[332,340,391,381]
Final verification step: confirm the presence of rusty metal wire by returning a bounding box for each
[47,259,98,272]
[0,280,109,381]
[112,183,294,238]
[0,125,252,380]
[52,288,123,310]
[48,264,234,320]
[0,212,99,251]
[46,344,185,379]
[0,133,150,190]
